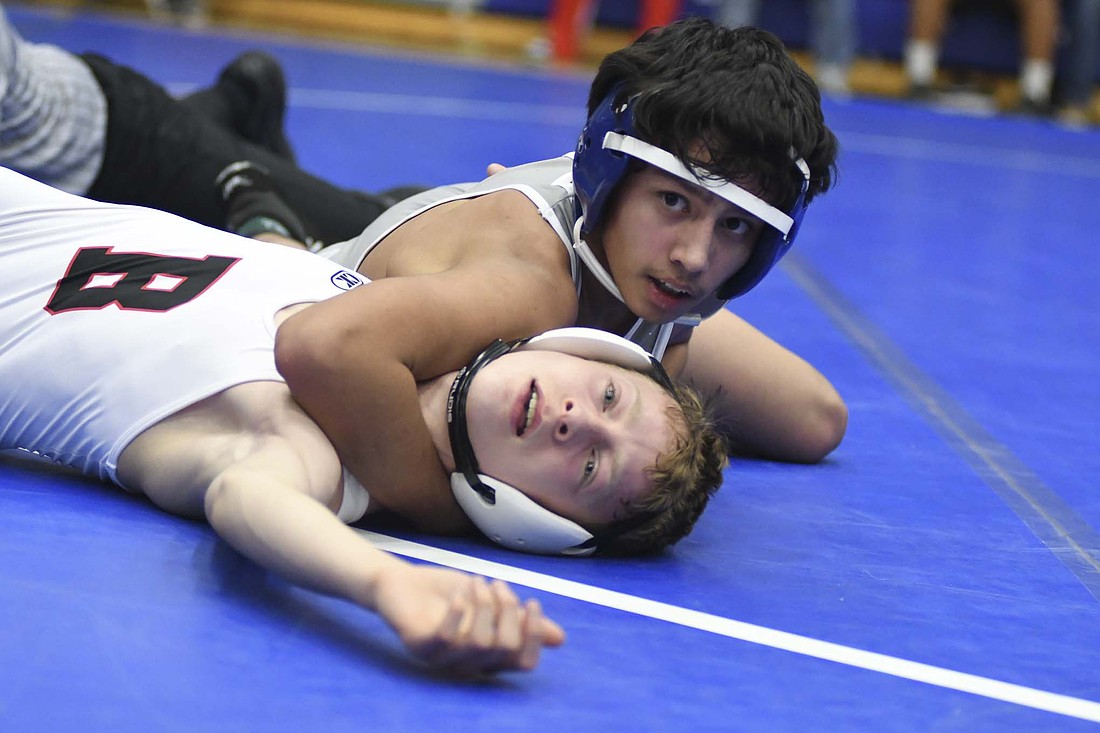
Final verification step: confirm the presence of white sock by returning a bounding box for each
[817,63,851,95]
[1020,59,1053,103]
[905,40,938,86]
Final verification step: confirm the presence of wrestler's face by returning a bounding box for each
[463,351,677,529]
[595,164,766,322]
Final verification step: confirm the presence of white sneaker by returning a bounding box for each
[146,0,206,28]
[816,64,851,97]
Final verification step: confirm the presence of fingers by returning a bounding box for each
[452,579,522,676]
[516,599,544,671]
[408,576,475,666]
[490,580,524,654]
[465,577,503,651]
[411,576,563,676]
[535,604,567,648]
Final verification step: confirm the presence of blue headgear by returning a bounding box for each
[573,89,811,300]
[446,327,673,556]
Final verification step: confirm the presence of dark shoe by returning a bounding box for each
[1057,105,1092,129]
[215,161,315,247]
[1012,97,1053,118]
[906,83,937,103]
[183,51,296,162]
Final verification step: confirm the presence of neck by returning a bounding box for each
[418,373,459,472]
[576,265,640,335]
[574,230,640,335]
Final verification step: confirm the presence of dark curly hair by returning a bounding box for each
[589,18,839,211]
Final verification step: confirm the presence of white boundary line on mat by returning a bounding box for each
[363,531,1100,724]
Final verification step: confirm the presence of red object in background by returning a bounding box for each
[637,0,680,32]
[549,0,682,62]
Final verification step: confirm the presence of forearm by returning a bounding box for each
[314,357,470,533]
[677,309,848,463]
[276,264,575,531]
[202,462,566,673]
[204,467,406,609]
[277,318,469,531]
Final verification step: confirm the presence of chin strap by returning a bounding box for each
[445,339,513,504]
[571,218,702,330]
[572,217,626,303]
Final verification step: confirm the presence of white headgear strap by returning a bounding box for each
[602,131,803,235]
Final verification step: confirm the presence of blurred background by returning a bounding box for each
[20,0,1100,127]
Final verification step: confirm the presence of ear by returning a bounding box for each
[450,472,596,556]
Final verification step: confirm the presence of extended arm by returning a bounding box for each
[124,392,563,674]
[202,439,563,673]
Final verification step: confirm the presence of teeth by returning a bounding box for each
[655,279,688,296]
[523,383,537,434]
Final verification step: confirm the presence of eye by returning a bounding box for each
[603,381,617,409]
[721,215,752,236]
[583,450,598,483]
[660,191,688,212]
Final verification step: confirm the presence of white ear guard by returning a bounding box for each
[515,327,666,379]
[450,473,597,556]
[446,327,672,555]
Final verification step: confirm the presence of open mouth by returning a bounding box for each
[516,380,539,436]
[649,276,692,300]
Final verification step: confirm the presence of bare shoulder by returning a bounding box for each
[117,382,342,518]
[369,189,571,279]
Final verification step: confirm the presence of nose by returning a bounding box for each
[669,219,712,277]
[552,398,608,444]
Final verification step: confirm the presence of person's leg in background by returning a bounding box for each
[145,0,206,29]
[711,0,855,96]
[83,53,395,246]
[637,0,681,32]
[810,0,857,95]
[1058,0,1100,125]
[1013,0,1060,114]
[711,0,760,29]
[0,5,107,195]
[904,0,955,98]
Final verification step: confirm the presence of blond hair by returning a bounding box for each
[599,382,727,555]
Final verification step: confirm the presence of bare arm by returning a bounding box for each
[201,436,564,673]
[121,386,563,673]
[668,308,847,463]
[277,194,578,532]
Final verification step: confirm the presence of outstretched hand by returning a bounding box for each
[372,563,565,675]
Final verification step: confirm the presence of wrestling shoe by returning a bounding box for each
[1012,97,1054,118]
[183,51,296,163]
[215,161,318,250]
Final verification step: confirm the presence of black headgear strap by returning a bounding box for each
[445,338,517,505]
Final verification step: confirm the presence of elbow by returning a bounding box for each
[797,389,848,463]
[202,473,238,534]
[275,311,337,394]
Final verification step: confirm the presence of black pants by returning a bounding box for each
[82,53,389,245]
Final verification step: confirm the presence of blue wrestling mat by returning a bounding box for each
[2,4,1098,731]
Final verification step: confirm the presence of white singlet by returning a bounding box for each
[0,167,370,519]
